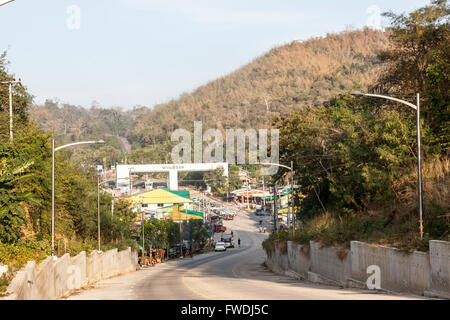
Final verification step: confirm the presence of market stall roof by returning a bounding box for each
[180,209,204,218]
[129,188,193,204]
[161,189,190,199]
[168,210,203,221]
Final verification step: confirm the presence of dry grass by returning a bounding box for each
[266,157,449,252]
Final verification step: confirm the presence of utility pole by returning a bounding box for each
[51,139,55,255]
[8,82,12,142]
[111,199,114,217]
[1,79,21,143]
[273,183,278,233]
[290,162,295,232]
[416,94,424,240]
[129,169,132,196]
[142,207,145,260]
[287,160,294,229]
[97,175,101,252]
[247,176,250,210]
[262,177,266,212]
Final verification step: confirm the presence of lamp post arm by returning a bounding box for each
[362,93,417,110]
[55,140,104,152]
[0,0,15,6]
[259,162,293,172]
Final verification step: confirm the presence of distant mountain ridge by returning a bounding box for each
[30,28,389,163]
[129,28,388,146]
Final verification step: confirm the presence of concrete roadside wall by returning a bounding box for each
[86,250,102,285]
[2,247,138,300]
[117,247,137,274]
[310,241,351,286]
[4,261,35,300]
[265,245,288,275]
[70,251,87,288]
[287,241,310,277]
[53,253,71,298]
[429,240,450,299]
[32,257,55,300]
[350,241,430,295]
[101,248,117,279]
[264,240,450,298]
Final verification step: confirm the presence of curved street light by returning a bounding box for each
[0,0,15,7]
[52,139,105,256]
[352,91,424,239]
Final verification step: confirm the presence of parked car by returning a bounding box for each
[223,237,235,248]
[215,242,227,252]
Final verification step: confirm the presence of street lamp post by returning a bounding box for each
[1,79,21,143]
[260,162,295,230]
[97,177,112,251]
[352,91,424,239]
[97,175,101,252]
[51,139,105,256]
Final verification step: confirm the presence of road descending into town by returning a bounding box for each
[68,204,423,300]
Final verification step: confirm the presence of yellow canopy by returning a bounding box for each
[133,204,186,222]
[168,211,203,221]
[129,188,193,204]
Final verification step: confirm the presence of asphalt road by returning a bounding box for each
[68,204,423,300]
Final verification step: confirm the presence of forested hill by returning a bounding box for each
[30,29,388,160]
[130,28,388,146]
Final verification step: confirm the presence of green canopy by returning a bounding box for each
[180,209,204,218]
[163,189,191,199]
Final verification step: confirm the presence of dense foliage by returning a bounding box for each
[273,0,449,249]
[377,0,449,153]
[0,56,138,271]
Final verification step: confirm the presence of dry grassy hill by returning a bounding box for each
[130,28,388,146]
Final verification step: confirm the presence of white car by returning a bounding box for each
[215,242,227,252]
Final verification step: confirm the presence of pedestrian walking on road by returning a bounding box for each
[238,238,241,247]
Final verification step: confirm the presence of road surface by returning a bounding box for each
[68,204,423,300]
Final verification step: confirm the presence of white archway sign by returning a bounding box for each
[116,163,228,191]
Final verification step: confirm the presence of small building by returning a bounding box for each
[129,188,194,220]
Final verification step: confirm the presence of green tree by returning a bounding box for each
[377,0,450,152]
[0,149,37,243]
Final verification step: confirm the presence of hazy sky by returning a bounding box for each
[0,0,430,109]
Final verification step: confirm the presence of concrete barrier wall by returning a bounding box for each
[4,261,35,300]
[101,248,119,279]
[86,251,102,285]
[70,251,87,288]
[429,240,450,299]
[53,253,71,298]
[350,241,430,295]
[287,241,310,277]
[310,241,351,286]
[265,246,288,275]
[33,257,55,300]
[2,247,138,300]
[264,240,449,298]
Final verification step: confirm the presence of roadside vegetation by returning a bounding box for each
[0,53,141,295]
[267,0,449,253]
